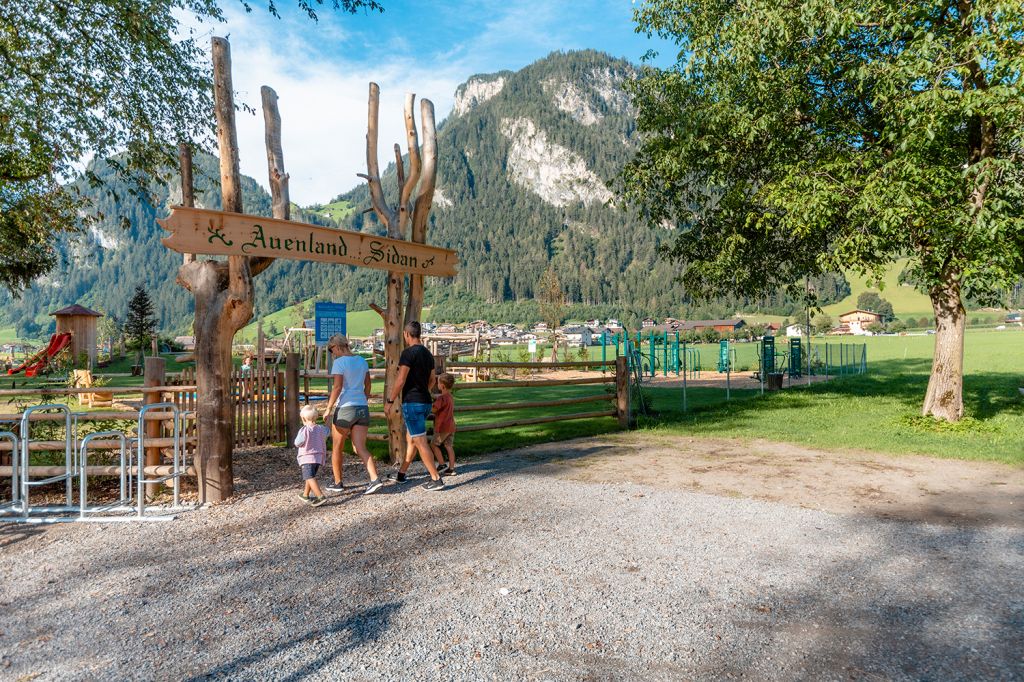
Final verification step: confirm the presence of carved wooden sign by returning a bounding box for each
[158,206,458,277]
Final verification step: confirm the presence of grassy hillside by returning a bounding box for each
[237,301,407,342]
[310,200,354,223]
[818,261,931,319]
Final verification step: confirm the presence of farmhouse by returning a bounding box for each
[835,309,883,335]
[785,324,809,337]
[683,319,746,333]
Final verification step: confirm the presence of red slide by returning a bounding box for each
[8,333,72,377]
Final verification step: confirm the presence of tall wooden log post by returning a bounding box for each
[362,85,439,463]
[143,356,166,499]
[175,37,281,502]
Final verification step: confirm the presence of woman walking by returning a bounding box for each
[322,334,383,495]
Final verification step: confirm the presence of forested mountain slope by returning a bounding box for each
[2,50,850,335]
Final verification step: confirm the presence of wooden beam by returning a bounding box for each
[0,465,197,477]
[158,207,458,277]
[455,410,617,433]
[453,377,614,390]
[0,437,197,452]
[447,360,614,369]
[178,142,195,264]
[452,394,612,413]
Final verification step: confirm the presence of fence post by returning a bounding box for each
[143,356,166,500]
[615,356,631,429]
[276,368,286,441]
[285,352,300,444]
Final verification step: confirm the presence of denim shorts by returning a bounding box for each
[401,402,432,438]
[334,405,370,429]
[300,463,320,480]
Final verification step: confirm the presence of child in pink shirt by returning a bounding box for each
[294,405,328,506]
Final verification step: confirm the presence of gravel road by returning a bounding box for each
[1,440,1021,681]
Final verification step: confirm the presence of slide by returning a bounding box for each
[7,333,72,377]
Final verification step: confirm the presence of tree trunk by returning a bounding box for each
[176,37,275,502]
[922,272,965,421]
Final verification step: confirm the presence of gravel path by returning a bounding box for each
[1,440,1022,681]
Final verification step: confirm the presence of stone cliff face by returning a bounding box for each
[452,75,507,116]
[444,54,633,210]
[499,117,612,207]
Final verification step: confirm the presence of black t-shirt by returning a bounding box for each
[398,344,434,403]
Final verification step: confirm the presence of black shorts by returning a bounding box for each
[334,405,370,429]
[300,463,320,480]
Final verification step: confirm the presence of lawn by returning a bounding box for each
[637,328,1024,465]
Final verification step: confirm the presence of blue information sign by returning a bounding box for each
[315,302,347,345]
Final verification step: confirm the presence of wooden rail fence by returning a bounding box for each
[1,354,631,475]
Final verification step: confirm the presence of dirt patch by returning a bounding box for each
[512,433,1024,528]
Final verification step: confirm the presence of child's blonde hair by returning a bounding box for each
[300,405,319,422]
[438,372,455,390]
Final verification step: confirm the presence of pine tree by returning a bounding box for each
[124,285,157,351]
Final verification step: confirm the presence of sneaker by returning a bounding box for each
[364,479,384,495]
[309,496,327,507]
[423,478,445,492]
[325,481,345,493]
[447,470,457,476]
[388,472,407,483]
[298,493,311,503]
[436,463,450,475]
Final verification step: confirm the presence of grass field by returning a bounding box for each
[638,329,1024,465]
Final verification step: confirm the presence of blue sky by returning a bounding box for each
[199,0,674,203]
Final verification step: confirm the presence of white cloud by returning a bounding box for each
[200,10,464,205]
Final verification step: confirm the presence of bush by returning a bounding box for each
[889,319,908,333]
[865,322,885,334]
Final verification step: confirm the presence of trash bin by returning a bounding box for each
[766,372,784,391]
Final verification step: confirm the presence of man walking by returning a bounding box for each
[384,321,445,490]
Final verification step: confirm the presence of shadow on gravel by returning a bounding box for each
[185,602,401,681]
[0,523,44,549]
[696,519,1024,680]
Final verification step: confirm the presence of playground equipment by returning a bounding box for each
[630,331,701,379]
[7,332,72,377]
[0,403,191,524]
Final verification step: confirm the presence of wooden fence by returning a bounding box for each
[1,354,630,478]
[169,366,285,450]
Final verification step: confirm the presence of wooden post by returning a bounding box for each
[276,369,286,441]
[174,37,276,503]
[285,352,300,444]
[179,142,195,265]
[616,355,631,429]
[143,356,166,499]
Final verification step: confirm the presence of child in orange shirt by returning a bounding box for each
[431,373,457,475]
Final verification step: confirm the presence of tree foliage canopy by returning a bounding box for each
[0,0,381,295]
[623,0,1024,305]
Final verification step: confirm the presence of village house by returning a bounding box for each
[533,322,549,332]
[641,317,657,328]
[584,319,601,329]
[834,309,883,335]
[560,325,593,347]
[682,319,746,333]
[785,323,809,337]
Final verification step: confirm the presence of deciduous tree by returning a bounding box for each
[624,0,1024,421]
[0,0,382,294]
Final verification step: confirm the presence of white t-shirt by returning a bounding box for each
[331,355,369,407]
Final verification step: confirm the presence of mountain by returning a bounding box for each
[1,50,853,338]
